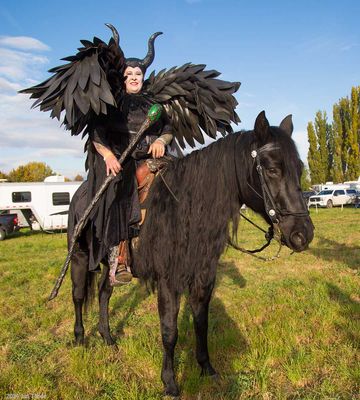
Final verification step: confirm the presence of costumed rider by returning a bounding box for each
[19,23,241,292]
[88,33,173,286]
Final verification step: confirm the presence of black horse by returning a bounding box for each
[69,111,314,397]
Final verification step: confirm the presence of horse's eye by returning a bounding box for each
[267,168,279,176]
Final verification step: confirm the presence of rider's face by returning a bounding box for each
[124,66,144,94]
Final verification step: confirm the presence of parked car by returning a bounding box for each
[308,188,356,208]
[0,211,19,240]
[354,191,360,208]
[302,191,317,203]
[346,189,357,204]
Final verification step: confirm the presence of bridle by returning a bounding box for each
[229,139,310,260]
[249,148,310,223]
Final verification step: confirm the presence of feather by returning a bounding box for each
[20,32,125,135]
[147,63,240,148]
[78,58,90,90]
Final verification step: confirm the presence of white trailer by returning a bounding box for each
[0,176,82,231]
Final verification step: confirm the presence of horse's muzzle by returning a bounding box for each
[280,218,314,252]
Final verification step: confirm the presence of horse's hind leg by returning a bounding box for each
[158,278,181,397]
[189,278,217,377]
[98,265,115,345]
[71,248,88,345]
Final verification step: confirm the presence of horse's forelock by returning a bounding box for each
[267,128,302,181]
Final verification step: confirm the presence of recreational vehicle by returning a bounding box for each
[0,176,82,231]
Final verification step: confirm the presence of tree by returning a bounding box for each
[308,86,360,184]
[300,165,311,191]
[74,174,84,181]
[307,121,322,184]
[314,110,329,183]
[330,104,344,183]
[8,162,54,182]
[346,87,360,180]
[0,170,8,180]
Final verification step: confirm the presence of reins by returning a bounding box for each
[158,168,180,203]
[228,210,283,261]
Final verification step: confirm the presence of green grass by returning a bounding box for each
[0,208,359,399]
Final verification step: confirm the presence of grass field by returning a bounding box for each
[0,208,359,399]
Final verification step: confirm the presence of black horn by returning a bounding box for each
[142,32,163,69]
[105,23,119,45]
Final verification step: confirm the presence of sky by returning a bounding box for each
[0,0,359,179]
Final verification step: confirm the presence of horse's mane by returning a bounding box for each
[133,125,302,293]
[134,132,249,292]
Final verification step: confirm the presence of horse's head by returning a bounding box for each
[239,111,314,252]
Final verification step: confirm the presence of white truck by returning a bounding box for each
[0,176,82,231]
[308,184,356,208]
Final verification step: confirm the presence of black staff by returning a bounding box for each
[48,104,163,301]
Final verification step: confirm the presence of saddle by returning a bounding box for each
[118,156,172,265]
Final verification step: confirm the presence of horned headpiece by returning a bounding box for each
[105,23,162,73]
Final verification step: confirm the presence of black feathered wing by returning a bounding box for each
[19,36,125,136]
[144,63,240,148]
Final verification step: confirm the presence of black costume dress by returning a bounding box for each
[68,93,172,271]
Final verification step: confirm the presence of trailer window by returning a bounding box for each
[52,192,70,206]
[12,191,31,202]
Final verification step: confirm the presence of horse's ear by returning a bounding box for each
[279,114,293,136]
[254,111,270,143]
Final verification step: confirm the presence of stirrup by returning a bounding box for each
[110,265,133,287]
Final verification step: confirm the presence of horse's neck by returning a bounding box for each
[179,134,242,219]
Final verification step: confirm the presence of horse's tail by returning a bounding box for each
[84,270,97,313]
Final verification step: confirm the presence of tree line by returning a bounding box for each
[307,86,360,184]
[0,162,84,182]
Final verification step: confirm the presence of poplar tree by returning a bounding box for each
[308,86,360,184]
[331,104,344,182]
[300,165,312,190]
[346,87,360,180]
[339,97,351,178]
[314,111,328,183]
[307,122,322,183]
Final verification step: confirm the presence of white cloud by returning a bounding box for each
[293,129,309,163]
[0,77,20,92]
[0,35,50,51]
[0,37,85,176]
[0,47,49,82]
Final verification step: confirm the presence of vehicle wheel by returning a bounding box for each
[326,200,333,208]
[0,228,6,241]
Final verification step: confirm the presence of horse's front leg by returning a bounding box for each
[189,278,217,377]
[157,278,181,397]
[71,248,88,345]
[98,264,115,345]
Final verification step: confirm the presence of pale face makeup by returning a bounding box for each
[124,66,144,94]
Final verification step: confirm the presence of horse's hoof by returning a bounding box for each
[102,335,117,346]
[200,365,218,377]
[210,372,220,381]
[73,339,85,346]
[164,384,180,398]
[74,335,85,346]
